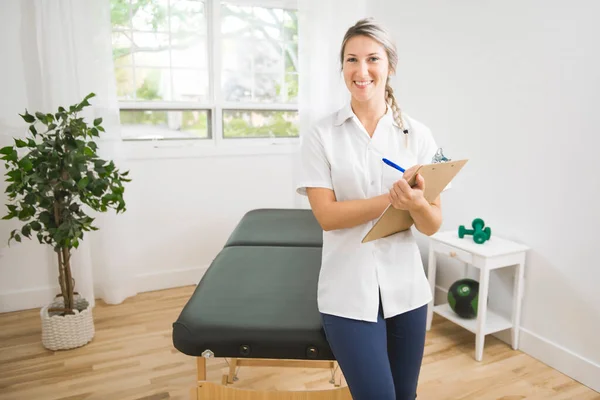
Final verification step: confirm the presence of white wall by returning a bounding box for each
[369,0,599,391]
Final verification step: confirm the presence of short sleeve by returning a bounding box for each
[295,125,333,196]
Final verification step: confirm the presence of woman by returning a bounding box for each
[296,18,445,399]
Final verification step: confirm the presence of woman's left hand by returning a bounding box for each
[389,165,427,211]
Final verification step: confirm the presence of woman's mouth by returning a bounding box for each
[354,80,373,88]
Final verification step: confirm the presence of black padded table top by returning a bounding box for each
[224,208,323,248]
[172,245,333,361]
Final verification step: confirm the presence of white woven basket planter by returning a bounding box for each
[40,295,95,351]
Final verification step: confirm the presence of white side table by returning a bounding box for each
[426,230,529,361]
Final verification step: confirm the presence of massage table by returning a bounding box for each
[172,209,351,399]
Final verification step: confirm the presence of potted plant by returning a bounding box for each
[1,93,131,351]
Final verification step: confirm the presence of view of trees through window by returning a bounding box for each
[110,0,299,140]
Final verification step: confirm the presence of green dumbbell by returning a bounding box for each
[458,218,491,244]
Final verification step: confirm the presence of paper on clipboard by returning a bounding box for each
[361,159,469,243]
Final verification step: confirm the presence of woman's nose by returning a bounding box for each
[358,61,369,76]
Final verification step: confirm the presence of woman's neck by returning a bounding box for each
[351,98,387,136]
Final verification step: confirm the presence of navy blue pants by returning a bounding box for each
[321,298,427,400]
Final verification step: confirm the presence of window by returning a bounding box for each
[110,0,299,142]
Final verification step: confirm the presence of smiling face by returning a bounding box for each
[342,35,391,106]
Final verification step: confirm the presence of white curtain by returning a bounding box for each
[0,0,135,307]
[294,0,368,207]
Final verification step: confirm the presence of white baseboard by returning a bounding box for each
[519,328,600,393]
[135,265,209,293]
[0,286,57,313]
[434,285,599,393]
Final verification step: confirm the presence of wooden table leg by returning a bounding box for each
[228,358,238,384]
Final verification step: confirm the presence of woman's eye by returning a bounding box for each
[370,57,380,62]
[346,58,357,62]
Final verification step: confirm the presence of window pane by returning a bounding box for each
[134,68,171,100]
[132,32,170,67]
[112,32,133,65]
[223,110,298,138]
[285,42,297,73]
[115,67,135,100]
[222,70,250,102]
[285,73,298,102]
[220,2,298,104]
[222,71,279,103]
[221,5,256,37]
[283,10,297,43]
[170,0,206,33]
[222,68,279,103]
[131,0,169,32]
[170,33,208,68]
[172,69,209,102]
[120,110,209,140]
[222,39,281,73]
[110,0,209,107]
[110,0,132,31]
[254,74,279,102]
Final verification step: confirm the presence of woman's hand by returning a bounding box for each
[388,165,427,211]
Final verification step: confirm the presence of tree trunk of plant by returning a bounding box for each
[52,199,75,315]
[54,247,74,314]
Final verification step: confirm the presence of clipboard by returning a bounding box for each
[361,159,469,243]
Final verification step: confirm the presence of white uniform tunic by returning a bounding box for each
[296,102,446,322]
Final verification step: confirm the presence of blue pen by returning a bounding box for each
[382,158,405,173]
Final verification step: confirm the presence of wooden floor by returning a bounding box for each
[0,286,598,400]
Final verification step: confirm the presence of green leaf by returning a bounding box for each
[77,177,89,189]
[39,211,52,225]
[7,170,21,182]
[29,125,37,136]
[31,221,42,231]
[14,233,21,243]
[20,112,35,123]
[19,158,33,171]
[0,146,14,155]
[93,118,102,126]
[22,225,31,238]
[18,208,31,221]
[1,149,18,163]
[24,193,36,205]
[84,147,95,157]
[15,139,28,148]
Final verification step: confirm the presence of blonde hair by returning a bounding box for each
[340,18,408,136]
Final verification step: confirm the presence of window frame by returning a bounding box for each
[114,0,300,148]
